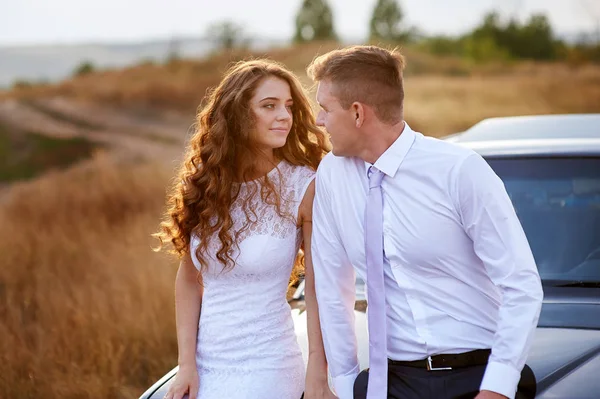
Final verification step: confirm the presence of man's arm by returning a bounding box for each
[456,153,544,399]
[312,168,359,399]
[301,180,337,399]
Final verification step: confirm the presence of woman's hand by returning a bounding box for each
[163,364,199,399]
[304,357,338,399]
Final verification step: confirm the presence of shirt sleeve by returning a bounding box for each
[456,153,544,399]
[311,165,359,399]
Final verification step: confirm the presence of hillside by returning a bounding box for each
[2,42,599,170]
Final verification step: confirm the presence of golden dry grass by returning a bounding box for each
[405,63,600,135]
[0,155,178,398]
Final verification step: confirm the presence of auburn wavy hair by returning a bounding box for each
[155,59,328,275]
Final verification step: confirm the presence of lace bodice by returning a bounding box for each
[208,160,314,259]
[189,161,315,399]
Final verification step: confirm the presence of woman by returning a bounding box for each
[155,59,335,399]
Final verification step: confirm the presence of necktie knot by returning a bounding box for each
[368,167,385,189]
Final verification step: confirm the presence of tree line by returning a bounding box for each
[290,0,600,63]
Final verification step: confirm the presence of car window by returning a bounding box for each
[487,157,600,283]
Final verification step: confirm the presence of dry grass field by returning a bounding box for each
[0,157,177,398]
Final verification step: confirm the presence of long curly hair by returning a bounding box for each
[155,59,328,275]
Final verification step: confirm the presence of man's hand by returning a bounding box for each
[475,390,509,399]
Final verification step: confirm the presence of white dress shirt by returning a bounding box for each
[311,124,544,399]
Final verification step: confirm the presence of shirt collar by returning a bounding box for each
[364,122,416,178]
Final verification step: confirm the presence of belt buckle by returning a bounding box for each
[426,356,452,371]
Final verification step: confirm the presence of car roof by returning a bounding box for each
[444,114,600,157]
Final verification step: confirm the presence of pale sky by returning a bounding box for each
[1,0,598,46]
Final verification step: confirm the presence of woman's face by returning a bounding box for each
[248,76,293,152]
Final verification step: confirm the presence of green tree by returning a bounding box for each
[207,20,247,51]
[464,36,511,62]
[369,0,404,42]
[467,11,560,61]
[471,11,503,43]
[73,61,95,77]
[294,0,336,43]
[516,14,557,60]
[419,35,465,56]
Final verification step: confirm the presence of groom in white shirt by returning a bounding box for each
[307,45,543,399]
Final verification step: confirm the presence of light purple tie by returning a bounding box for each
[365,166,387,399]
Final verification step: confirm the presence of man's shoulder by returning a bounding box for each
[316,152,355,175]
[315,152,362,195]
[414,132,477,163]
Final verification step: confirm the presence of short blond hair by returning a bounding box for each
[307,45,406,124]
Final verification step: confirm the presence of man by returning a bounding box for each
[307,45,543,399]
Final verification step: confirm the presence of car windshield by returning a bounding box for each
[487,157,600,284]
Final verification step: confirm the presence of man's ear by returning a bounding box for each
[352,102,365,128]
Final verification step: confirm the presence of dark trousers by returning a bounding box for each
[353,363,537,399]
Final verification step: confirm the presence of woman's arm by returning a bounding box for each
[164,251,203,399]
[299,180,337,398]
[176,251,203,367]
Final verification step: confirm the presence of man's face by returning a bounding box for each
[315,80,361,157]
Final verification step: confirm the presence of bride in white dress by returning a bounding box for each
[155,59,334,399]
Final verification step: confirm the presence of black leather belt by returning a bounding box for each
[388,349,491,371]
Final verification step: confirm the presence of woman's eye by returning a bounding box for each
[264,104,275,109]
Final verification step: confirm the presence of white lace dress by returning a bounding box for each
[189,161,315,399]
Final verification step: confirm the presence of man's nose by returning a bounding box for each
[316,110,325,126]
